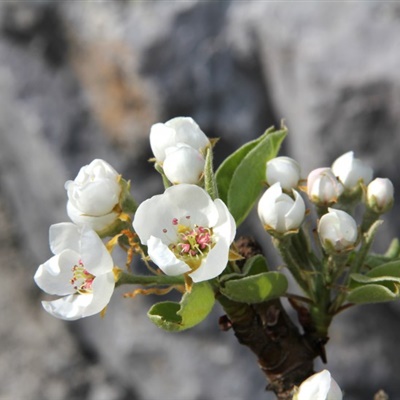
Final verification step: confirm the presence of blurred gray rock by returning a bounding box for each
[0,2,399,400]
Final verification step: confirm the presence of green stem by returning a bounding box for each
[116,271,185,287]
[204,147,219,200]
[275,236,314,300]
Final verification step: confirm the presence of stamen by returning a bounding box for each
[70,260,95,294]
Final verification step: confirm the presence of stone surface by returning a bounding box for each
[0,2,399,399]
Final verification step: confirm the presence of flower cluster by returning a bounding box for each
[258,151,394,253]
[35,117,236,320]
[33,115,397,399]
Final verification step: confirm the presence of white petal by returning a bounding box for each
[42,294,94,321]
[133,193,180,244]
[213,199,236,243]
[34,252,78,296]
[164,184,219,227]
[297,370,331,400]
[166,117,209,151]
[67,201,119,232]
[73,179,121,215]
[49,222,80,254]
[80,271,115,318]
[266,156,301,190]
[147,236,191,276]
[284,190,305,230]
[189,238,229,283]
[80,226,114,275]
[149,123,176,162]
[133,185,218,244]
[163,144,205,184]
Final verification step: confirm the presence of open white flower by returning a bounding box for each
[331,151,373,189]
[132,184,236,283]
[150,117,210,163]
[258,182,305,233]
[295,370,342,400]
[307,167,344,205]
[65,159,122,233]
[34,223,115,320]
[266,156,301,191]
[163,143,205,184]
[318,208,358,252]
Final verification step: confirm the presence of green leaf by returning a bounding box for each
[242,254,270,276]
[348,260,400,304]
[347,284,400,304]
[215,127,275,204]
[147,281,215,332]
[219,254,269,284]
[220,271,288,304]
[216,126,287,226]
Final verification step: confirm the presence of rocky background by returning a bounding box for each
[0,2,400,400]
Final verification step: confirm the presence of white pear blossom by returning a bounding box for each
[150,116,210,163]
[307,168,344,205]
[367,177,394,213]
[34,223,115,320]
[258,182,305,233]
[65,159,122,233]
[318,208,358,252]
[331,151,373,189]
[132,184,236,283]
[163,143,205,184]
[266,156,301,191]
[294,370,342,400]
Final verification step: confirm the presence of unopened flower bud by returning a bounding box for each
[294,370,342,400]
[331,151,373,190]
[150,117,210,163]
[307,167,344,205]
[318,208,358,252]
[65,159,122,233]
[367,177,394,214]
[163,144,205,184]
[266,156,301,191]
[258,182,305,233]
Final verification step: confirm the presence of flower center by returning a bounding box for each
[70,260,95,294]
[165,217,215,271]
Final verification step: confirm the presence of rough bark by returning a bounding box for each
[218,237,322,400]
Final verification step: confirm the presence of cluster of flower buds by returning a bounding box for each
[258,151,394,254]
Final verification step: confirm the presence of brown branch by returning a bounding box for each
[218,237,325,400]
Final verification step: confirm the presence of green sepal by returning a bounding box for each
[215,125,287,226]
[147,281,215,332]
[220,271,288,304]
[348,260,400,304]
[119,178,138,214]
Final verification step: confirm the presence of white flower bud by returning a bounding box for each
[150,117,210,163]
[318,208,358,252]
[307,167,344,205]
[266,156,301,190]
[258,182,305,233]
[367,177,394,213]
[295,370,342,400]
[65,159,122,232]
[331,151,373,189]
[163,144,205,184]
